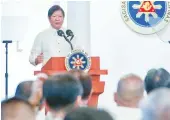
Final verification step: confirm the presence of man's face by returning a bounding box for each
[49,10,64,29]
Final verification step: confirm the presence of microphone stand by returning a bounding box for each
[70,35,74,41]
[57,30,74,51]
[2,40,12,99]
[63,35,74,50]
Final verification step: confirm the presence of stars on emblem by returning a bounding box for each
[132,1,162,22]
[70,54,86,69]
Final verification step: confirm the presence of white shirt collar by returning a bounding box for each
[49,26,66,35]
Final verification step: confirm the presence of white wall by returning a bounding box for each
[90,0,170,107]
[1,1,170,108]
[67,1,91,54]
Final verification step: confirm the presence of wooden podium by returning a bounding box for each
[34,57,108,107]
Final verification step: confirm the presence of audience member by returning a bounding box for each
[140,88,170,120]
[144,68,170,94]
[69,70,92,106]
[30,73,48,120]
[114,73,144,108]
[43,73,83,120]
[1,97,36,120]
[102,73,144,120]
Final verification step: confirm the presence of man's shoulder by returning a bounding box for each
[39,27,67,34]
[35,27,55,39]
[39,27,54,34]
[36,27,68,38]
[100,106,141,120]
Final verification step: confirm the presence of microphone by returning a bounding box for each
[66,29,74,41]
[66,29,74,36]
[57,30,73,50]
[57,30,65,37]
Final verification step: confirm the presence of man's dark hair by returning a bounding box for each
[1,96,35,120]
[48,5,65,18]
[69,70,92,99]
[64,107,114,120]
[43,73,83,111]
[144,68,170,94]
[15,81,33,100]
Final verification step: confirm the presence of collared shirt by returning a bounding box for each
[113,106,141,120]
[99,104,142,120]
[29,27,74,66]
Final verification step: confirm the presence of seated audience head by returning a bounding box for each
[15,80,33,100]
[140,88,170,120]
[69,69,92,106]
[1,97,35,120]
[43,73,83,116]
[144,68,170,94]
[64,107,114,120]
[114,73,144,108]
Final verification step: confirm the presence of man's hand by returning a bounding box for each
[35,53,43,65]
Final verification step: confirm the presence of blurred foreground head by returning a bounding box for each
[140,88,170,120]
[144,68,170,94]
[69,69,92,106]
[15,80,33,100]
[1,97,35,120]
[43,73,83,116]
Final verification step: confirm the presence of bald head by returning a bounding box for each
[114,73,144,108]
[1,97,35,120]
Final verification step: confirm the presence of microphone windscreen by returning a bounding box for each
[57,30,64,36]
[66,29,73,36]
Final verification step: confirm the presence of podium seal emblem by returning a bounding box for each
[65,49,91,72]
